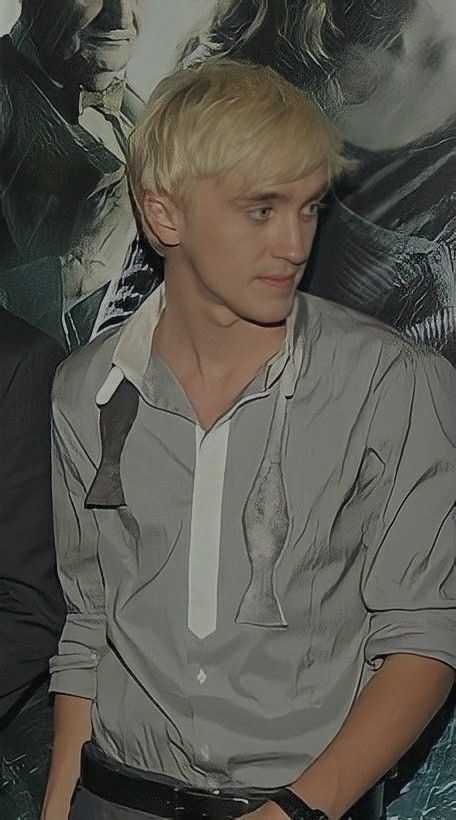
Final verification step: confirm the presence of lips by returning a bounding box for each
[83,30,134,44]
[259,273,296,290]
[263,274,295,281]
[85,36,131,44]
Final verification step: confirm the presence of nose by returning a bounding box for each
[99,0,134,29]
[71,1,104,29]
[272,215,314,267]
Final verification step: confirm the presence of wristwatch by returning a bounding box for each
[270,788,329,819]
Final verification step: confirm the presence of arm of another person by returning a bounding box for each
[245,348,456,820]
[0,332,65,716]
[41,399,108,819]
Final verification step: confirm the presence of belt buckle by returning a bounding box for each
[172,784,253,819]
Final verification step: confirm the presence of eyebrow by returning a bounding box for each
[233,184,330,205]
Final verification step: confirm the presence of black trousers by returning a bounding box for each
[71,740,385,819]
[70,778,384,819]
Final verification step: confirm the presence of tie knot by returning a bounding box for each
[79,79,125,115]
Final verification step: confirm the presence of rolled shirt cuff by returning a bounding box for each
[49,662,98,700]
[365,609,456,671]
[49,613,106,699]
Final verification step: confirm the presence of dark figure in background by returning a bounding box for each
[307,0,456,365]
[0,0,144,350]
[0,310,66,819]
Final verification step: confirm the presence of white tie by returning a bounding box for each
[188,423,230,639]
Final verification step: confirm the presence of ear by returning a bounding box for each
[142,192,181,249]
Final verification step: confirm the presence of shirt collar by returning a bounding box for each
[99,281,167,408]
[97,282,308,408]
[263,293,306,393]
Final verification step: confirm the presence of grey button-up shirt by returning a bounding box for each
[50,285,456,790]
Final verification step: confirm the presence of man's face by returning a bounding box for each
[78,0,140,84]
[173,166,328,327]
[27,0,140,88]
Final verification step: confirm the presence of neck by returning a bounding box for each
[154,265,287,384]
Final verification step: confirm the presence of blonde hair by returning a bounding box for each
[128,58,350,226]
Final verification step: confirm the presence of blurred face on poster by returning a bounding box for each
[22,0,141,89]
[336,0,456,148]
[187,0,455,149]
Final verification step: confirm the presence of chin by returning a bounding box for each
[82,48,133,75]
[241,297,294,327]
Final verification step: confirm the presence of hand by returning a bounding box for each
[242,800,288,819]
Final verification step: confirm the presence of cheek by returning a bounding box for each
[133,3,142,32]
[195,214,241,253]
[300,218,318,252]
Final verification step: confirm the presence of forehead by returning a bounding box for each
[185,167,329,216]
[217,165,330,202]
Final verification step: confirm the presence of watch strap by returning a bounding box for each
[270,787,329,819]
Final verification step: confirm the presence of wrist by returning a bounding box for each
[41,795,72,820]
[270,788,329,819]
[42,777,78,818]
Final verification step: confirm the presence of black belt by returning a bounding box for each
[79,742,385,819]
[80,742,272,818]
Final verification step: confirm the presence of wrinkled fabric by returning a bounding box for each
[50,286,456,791]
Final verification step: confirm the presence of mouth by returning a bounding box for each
[259,273,296,290]
[83,32,133,45]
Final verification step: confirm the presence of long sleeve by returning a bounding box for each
[362,345,456,669]
[0,330,66,717]
[49,401,108,700]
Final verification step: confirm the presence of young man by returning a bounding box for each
[43,60,456,820]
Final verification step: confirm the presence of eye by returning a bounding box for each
[249,206,273,221]
[302,202,326,217]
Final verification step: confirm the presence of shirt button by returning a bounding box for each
[197,668,207,684]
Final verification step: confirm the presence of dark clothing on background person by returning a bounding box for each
[0,310,65,818]
[0,679,54,820]
[0,309,65,715]
[309,121,456,364]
